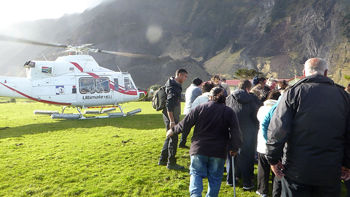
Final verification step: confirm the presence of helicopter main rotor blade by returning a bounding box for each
[95,49,157,59]
[0,35,159,59]
[0,35,68,48]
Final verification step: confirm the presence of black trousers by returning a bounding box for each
[159,113,179,164]
[281,176,341,197]
[273,176,282,197]
[227,138,256,187]
[257,153,282,196]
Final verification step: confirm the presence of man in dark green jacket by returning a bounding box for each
[158,68,188,170]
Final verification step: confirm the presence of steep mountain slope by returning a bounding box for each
[1,0,350,89]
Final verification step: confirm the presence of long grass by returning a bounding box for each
[0,100,348,196]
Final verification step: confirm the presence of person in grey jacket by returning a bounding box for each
[179,77,202,148]
[225,79,259,190]
[266,58,350,196]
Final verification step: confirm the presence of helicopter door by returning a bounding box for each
[77,76,113,107]
[114,77,119,103]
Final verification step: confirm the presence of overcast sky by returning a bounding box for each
[0,0,107,28]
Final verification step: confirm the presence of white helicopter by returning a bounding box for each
[0,35,154,119]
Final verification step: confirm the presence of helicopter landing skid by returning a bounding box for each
[49,106,141,119]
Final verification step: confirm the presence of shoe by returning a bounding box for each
[167,163,184,170]
[256,191,267,197]
[243,183,254,190]
[158,160,167,166]
[178,145,190,149]
[226,182,233,187]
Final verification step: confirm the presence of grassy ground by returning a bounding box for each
[0,99,348,196]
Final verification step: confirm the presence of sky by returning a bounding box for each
[0,0,106,28]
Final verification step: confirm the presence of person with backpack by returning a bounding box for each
[158,68,188,170]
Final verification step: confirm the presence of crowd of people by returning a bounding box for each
[157,58,350,197]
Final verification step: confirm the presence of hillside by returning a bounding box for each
[1,0,350,89]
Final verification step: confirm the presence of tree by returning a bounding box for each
[344,75,350,81]
[234,68,263,79]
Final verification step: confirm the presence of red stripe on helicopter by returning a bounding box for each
[110,81,137,95]
[70,62,84,72]
[86,72,100,78]
[109,80,115,90]
[88,106,118,108]
[0,82,72,106]
[118,90,137,95]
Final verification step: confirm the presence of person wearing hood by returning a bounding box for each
[256,90,281,197]
[158,68,188,170]
[225,79,259,190]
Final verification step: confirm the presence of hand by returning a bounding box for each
[271,161,285,179]
[341,166,350,181]
[166,129,173,138]
[229,150,238,156]
[170,122,176,128]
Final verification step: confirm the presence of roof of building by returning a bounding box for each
[225,76,304,86]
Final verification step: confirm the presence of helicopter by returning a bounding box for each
[0,35,155,119]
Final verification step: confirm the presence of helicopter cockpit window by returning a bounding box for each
[95,78,110,93]
[124,77,136,91]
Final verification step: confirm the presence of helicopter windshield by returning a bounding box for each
[124,77,136,91]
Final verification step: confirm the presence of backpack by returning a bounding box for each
[152,86,167,111]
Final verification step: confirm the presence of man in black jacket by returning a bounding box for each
[266,58,350,196]
[166,87,243,196]
[158,68,188,170]
[226,79,259,190]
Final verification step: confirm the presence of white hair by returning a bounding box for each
[304,58,328,76]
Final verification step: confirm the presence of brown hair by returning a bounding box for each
[277,80,289,90]
[266,90,281,100]
[238,79,252,91]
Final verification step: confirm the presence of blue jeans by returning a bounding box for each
[189,154,225,197]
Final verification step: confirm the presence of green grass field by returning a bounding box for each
[0,99,348,196]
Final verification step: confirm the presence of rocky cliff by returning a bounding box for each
[1,0,350,89]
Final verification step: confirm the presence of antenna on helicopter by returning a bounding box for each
[41,52,48,61]
[117,66,122,72]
